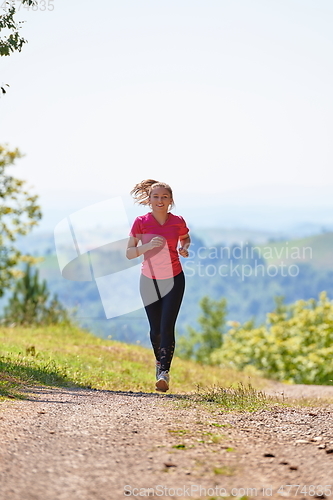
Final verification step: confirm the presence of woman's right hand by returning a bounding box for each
[149,236,165,250]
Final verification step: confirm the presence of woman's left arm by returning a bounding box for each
[178,233,191,257]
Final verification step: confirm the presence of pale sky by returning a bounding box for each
[1,0,333,219]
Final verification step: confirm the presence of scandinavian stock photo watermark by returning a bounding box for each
[183,242,312,280]
[1,0,55,11]
[123,483,333,497]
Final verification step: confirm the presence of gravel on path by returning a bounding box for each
[1,384,333,500]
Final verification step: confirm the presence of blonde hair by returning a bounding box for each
[130,179,174,208]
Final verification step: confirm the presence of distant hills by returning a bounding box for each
[4,227,333,348]
[5,182,331,345]
[255,232,333,271]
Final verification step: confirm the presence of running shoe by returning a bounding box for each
[156,370,169,392]
[155,361,161,380]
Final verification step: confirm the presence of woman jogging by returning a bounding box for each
[126,179,191,392]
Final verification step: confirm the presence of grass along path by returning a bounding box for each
[0,325,267,404]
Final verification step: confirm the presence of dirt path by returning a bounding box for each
[1,384,333,500]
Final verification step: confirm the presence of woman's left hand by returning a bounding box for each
[178,247,189,257]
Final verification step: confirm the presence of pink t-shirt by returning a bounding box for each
[129,212,189,279]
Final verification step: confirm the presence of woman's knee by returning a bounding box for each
[160,325,175,340]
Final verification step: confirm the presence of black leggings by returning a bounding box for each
[139,271,185,372]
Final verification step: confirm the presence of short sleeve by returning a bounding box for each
[129,217,142,238]
[178,216,189,236]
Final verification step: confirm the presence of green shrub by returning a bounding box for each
[212,291,333,384]
[176,296,227,364]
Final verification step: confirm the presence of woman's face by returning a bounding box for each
[149,187,173,211]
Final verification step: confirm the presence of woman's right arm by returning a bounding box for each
[126,235,164,260]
